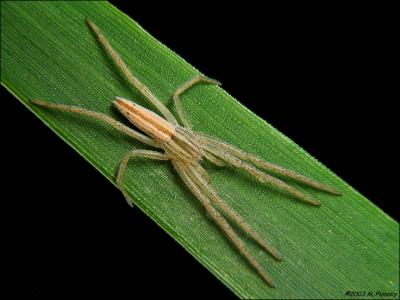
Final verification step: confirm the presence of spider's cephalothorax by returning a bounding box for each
[31,19,342,287]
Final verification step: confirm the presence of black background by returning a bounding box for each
[2,2,397,298]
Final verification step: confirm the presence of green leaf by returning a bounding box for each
[1,2,398,298]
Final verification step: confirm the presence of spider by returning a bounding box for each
[31,19,341,287]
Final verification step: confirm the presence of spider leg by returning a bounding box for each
[31,99,159,147]
[86,19,177,125]
[174,162,276,287]
[201,135,341,195]
[176,127,226,166]
[203,135,340,195]
[192,162,212,184]
[116,150,167,206]
[203,151,226,167]
[190,164,282,260]
[182,164,277,286]
[172,75,221,129]
[205,144,322,206]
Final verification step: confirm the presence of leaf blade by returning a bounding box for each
[1,2,398,298]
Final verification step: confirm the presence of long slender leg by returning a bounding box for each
[189,164,282,260]
[202,134,340,194]
[116,150,167,206]
[205,144,321,206]
[176,127,225,167]
[31,99,159,147]
[200,134,341,195]
[191,163,212,184]
[174,162,276,287]
[173,75,221,129]
[86,19,177,125]
[203,151,226,167]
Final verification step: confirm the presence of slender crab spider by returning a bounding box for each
[31,19,341,287]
